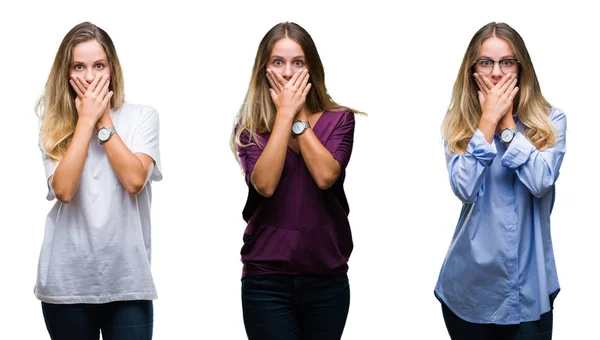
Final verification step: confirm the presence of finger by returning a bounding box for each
[87,73,103,93]
[479,74,497,91]
[272,71,290,92]
[73,76,88,96]
[101,91,114,107]
[302,83,312,98]
[508,86,519,101]
[98,76,110,98]
[93,74,110,96]
[477,91,485,103]
[500,76,517,96]
[266,71,280,94]
[495,73,514,92]
[268,69,286,90]
[289,69,305,88]
[69,78,85,98]
[473,74,487,94]
[297,70,310,93]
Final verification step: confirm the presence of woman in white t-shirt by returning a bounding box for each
[35,22,162,340]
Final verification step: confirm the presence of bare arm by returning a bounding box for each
[295,110,341,190]
[51,74,112,203]
[71,75,154,195]
[97,122,155,195]
[250,69,311,197]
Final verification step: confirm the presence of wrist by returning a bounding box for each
[96,117,114,130]
[274,113,295,125]
[77,117,97,130]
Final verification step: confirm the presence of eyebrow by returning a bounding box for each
[478,55,515,59]
[270,55,305,60]
[71,59,108,66]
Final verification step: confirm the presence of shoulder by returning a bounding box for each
[118,103,159,119]
[324,108,355,125]
[549,107,565,120]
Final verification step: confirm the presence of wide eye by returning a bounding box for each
[95,63,105,70]
[294,60,304,67]
[500,59,516,67]
[73,65,84,71]
[273,60,283,66]
[478,59,492,67]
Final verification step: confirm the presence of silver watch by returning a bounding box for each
[291,120,310,138]
[500,127,516,143]
[98,127,116,145]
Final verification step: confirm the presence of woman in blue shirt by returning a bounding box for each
[436,22,566,339]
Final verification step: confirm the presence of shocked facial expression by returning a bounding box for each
[268,37,307,81]
[70,39,110,84]
[474,37,519,85]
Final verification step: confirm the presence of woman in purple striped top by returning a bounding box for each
[230,22,360,340]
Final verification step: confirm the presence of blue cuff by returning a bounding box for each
[466,129,497,165]
[501,132,535,169]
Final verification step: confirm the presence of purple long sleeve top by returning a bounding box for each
[237,110,355,278]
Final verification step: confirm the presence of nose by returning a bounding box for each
[490,61,503,79]
[282,64,293,80]
[84,69,95,83]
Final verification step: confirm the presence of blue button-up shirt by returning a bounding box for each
[435,107,566,325]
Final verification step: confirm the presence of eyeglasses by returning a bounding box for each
[472,58,520,74]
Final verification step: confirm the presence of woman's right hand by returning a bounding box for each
[267,68,311,120]
[474,72,519,124]
[69,73,113,124]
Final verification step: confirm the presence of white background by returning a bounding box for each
[0,0,597,338]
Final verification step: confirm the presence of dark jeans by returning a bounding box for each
[42,300,153,340]
[242,274,350,340]
[441,295,556,340]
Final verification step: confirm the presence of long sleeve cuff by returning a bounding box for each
[501,132,535,169]
[466,129,497,165]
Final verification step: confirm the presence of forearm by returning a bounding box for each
[477,115,498,144]
[297,129,340,190]
[250,114,294,197]
[102,134,149,195]
[51,118,96,203]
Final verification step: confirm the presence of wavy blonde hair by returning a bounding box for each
[230,22,361,160]
[37,22,124,160]
[442,22,554,154]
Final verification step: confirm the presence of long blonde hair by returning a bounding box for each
[230,22,359,160]
[442,22,555,154]
[37,22,125,160]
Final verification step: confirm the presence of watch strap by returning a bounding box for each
[292,120,311,138]
[98,127,117,145]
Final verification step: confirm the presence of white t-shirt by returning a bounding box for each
[35,103,162,304]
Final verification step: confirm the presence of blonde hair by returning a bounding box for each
[230,22,361,160]
[37,22,125,160]
[442,22,555,154]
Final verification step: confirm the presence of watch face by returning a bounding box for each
[98,128,110,141]
[501,129,513,142]
[292,122,304,134]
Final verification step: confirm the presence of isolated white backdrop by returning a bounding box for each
[0,0,597,338]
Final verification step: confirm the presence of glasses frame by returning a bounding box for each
[472,58,521,75]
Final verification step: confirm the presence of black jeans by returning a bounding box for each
[242,274,350,340]
[441,294,556,340]
[42,300,153,340]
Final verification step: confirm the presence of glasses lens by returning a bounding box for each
[500,59,518,74]
[475,59,493,74]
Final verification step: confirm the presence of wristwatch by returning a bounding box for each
[98,127,116,145]
[291,120,310,138]
[500,127,517,143]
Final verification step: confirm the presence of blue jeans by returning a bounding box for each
[242,274,350,340]
[42,300,153,340]
[441,292,556,340]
